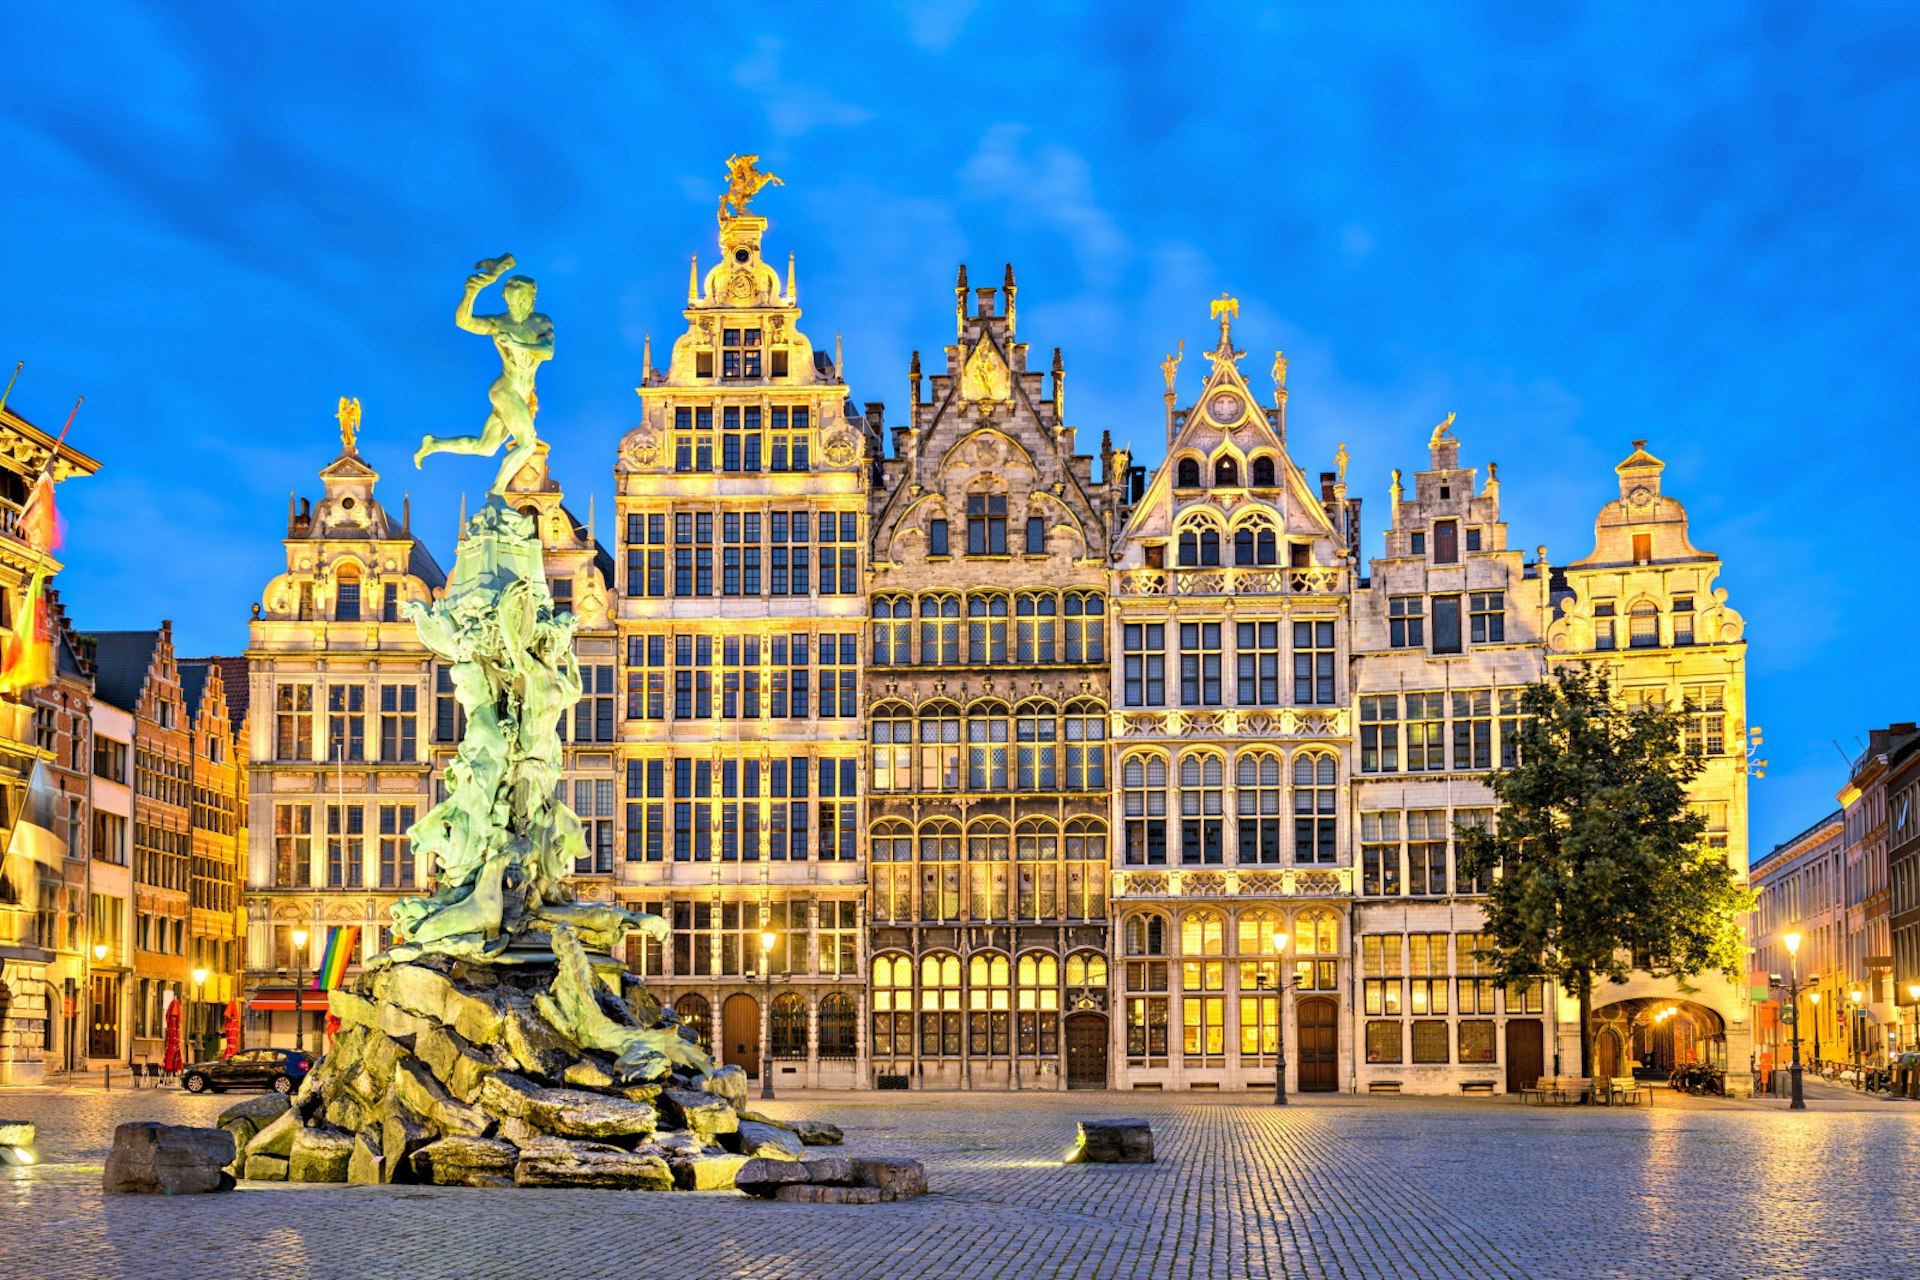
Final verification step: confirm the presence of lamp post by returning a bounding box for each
[1809,989,1822,1075]
[1908,984,1919,1055]
[1270,929,1292,1106]
[291,928,309,1052]
[1783,932,1804,1110]
[191,967,209,1063]
[760,930,777,1101]
[1850,988,1865,1086]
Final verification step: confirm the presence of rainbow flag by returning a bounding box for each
[313,925,360,991]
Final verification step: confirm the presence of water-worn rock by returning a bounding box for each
[659,1087,738,1144]
[523,1087,657,1141]
[699,1064,748,1110]
[772,1184,887,1204]
[615,1084,662,1104]
[853,1157,929,1198]
[443,984,506,1046]
[246,1108,301,1160]
[477,1071,542,1119]
[1076,1118,1154,1164]
[379,963,455,1024]
[733,1119,804,1160]
[347,1128,385,1184]
[289,1126,354,1183]
[670,1152,750,1190]
[395,1058,492,1137]
[563,1059,616,1090]
[791,1119,845,1146]
[649,1130,704,1160]
[329,987,378,1030]
[357,1032,406,1097]
[512,1137,674,1189]
[104,1123,236,1195]
[411,1136,520,1187]
[378,1099,434,1184]
[734,1156,821,1197]
[376,1001,433,1047]
[216,1094,291,1132]
[323,1090,372,1135]
[501,999,579,1080]
[244,1153,289,1181]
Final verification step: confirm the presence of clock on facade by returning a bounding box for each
[1208,391,1243,424]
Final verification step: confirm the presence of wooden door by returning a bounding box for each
[89,975,119,1059]
[722,993,760,1079]
[1505,1019,1543,1093]
[1596,1028,1623,1081]
[1065,1013,1108,1089]
[1295,997,1338,1092]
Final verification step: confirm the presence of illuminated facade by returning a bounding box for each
[866,268,1121,1089]
[611,208,874,1087]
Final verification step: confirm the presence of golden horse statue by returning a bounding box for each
[719,154,783,221]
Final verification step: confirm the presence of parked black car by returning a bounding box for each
[180,1047,312,1095]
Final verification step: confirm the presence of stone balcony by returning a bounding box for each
[1111,867,1351,899]
[1116,706,1349,741]
[1115,566,1346,599]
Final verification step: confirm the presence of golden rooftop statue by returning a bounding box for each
[1210,293,1240,322]
[719,153,783,222]
[1430,410,1457,448]
[336,396,361,453]
[1161,339,1184,394]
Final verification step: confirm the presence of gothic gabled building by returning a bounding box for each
[865,267,1123,1089]
[1106,303,1359,1092]
[611,198,875,1088]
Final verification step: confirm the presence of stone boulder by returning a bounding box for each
[522,1087,658,1142]
[328,987,378,1031]
[289,1126,354,1183]
[243,1154,289,1181]
[104,1123,236,1195]
[378,1099,434,1184]
[733,1157,821,1197]
[1075,1118,1154,1164]
[245,1108,301,1160]
[670,1152,750,1191]
[563,1059,616,1090]
[771,1185,886,1204]
[732,1119,804,1160]
[378,962,455,1024]
[215,1093,290,1138]
[791,1119,845,1146]
[511,1137,674,1190]
[500,998,580,1080]
[411,1136,520,1187]
[659,1088,738,1145]
[852,1157,928,1198]
[347,1128,385,1185]
[699,1064,749,1111]
[394,1058,492,1138]
[478,1071,542,1119]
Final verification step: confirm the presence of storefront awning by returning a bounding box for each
[246,989,324,1012]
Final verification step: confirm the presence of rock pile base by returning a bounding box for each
[103,1122,236,1194]
[735,1155,929,1203]
[1073,1118,1155,1164]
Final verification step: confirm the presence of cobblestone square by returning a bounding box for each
[2,1081,1914,1279]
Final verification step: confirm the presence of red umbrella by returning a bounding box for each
[162,997,183,1074]
[222,999,242,1058]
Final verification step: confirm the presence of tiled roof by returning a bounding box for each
[88,630,159,713]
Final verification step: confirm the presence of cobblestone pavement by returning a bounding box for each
[3,1080,1918,1280]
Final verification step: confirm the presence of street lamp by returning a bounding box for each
[759,930,777,1101]
[1782,932,1804,1110]
[1270,929,1293,1106]
[92,942,107,962]
[291,928,309,1052]
[1908,984,1919,1055]
[191,967,208,1063]
[1809,990,1823,1075]
[1851,988,1866,1086]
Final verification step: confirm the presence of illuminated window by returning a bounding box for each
[967,953,1012,1056]
[1123,754,1167,865]
[919,954,963,1056]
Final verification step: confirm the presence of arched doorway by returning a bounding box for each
[1596,997,1729,1079]
[722,993,760,1079]
[1064,1012,1108,1089]
[1594,1027,1623,1081]
[1295,997,1338,1092]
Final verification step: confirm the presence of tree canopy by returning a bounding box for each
[1456,666,1752,1076]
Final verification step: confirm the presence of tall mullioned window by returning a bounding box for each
[1123,623,1165,707]
[1292,620,1335,704]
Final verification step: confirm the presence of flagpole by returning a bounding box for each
[0,363,22,418]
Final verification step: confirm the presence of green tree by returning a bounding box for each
[1456,666,1752,1080]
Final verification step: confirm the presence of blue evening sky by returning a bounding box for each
[3,3,1914,853]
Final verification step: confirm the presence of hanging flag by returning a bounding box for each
[0,569,55,694]
[5,759,65,870]
[313,925,361,991]
[18,472,61,555]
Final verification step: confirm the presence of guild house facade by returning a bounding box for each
[240,164,1752,1095]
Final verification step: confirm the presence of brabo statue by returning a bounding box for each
[414,254,553,499]
[388,252,685,1078]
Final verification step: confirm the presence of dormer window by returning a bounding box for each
[1410,531,1426,556]
[695,350,714,378]
[1176,458,1201,489]
[335,564,361,622]
[1214,457,1239,487]
[1632,533,1652,565]
[1251,456,1276,487]
[1672,596,1694,646]
[1465,527,1482,552]
[382,584,399,623]
[722,328,762,379]
[1433,520,1458,564]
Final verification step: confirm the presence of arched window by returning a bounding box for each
[771,992,808,1057]
[908,700,957,792]
[1066,950,1109,989]
[334,562,362,622]
[873,955,912,1058]
[1182,908,1225,956]
[1181,909,1227,1059]
[920,954,963,1057]
[870,819,914,923]
[967,594,1009,664]
[1017,952,1061,1056]
[1123,754,1168,866]
[673,993,711,1050]
[1126,912,1168,956]
[919,594,960,665]
[1199,527,1220,566]
[966,701,1011,791]
[1234,521,1278,567]
[1234,527,1256,567]
[1293,752,1337,864]
[818,991,857,1058]
[1251,456,1276,487]
[1176,457,1202,488]
[1236,752,1284,864]
[1257,529,1277,565]
[1179,753,1225,865]
[919,819,962,922]
[1063,592,1106,663]
[871,595,911,665]
[1179,530,1199,567]
[1214,456,1239,487]
[871,703,913,792]
[1237,908,1284,957]
[1015,819,1059,918]
[1064,816,1108,920]
[967,819,1011,920]
[1293,908,1340,991]
[1238,908,1285,1058]
[1015,701,1058,791]
[1015,593,1058,663]
[1629,600,1660,648]
[1063,699,1107,791]
[968,953,1012,1056]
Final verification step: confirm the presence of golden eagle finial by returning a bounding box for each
[1210,293,1239,322]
